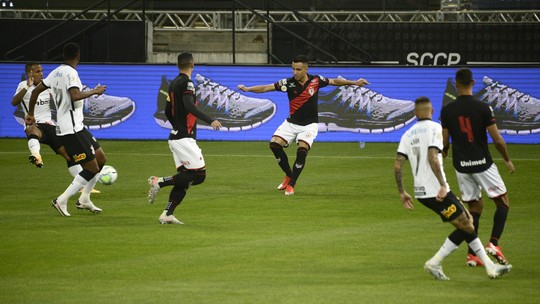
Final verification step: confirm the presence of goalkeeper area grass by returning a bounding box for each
[1,138,539,303]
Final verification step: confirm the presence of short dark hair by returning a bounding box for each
[414,96,431,105]
[63,42,80,60]
[177,52,194,69]
[455,68,474,86]
[25,62,39,74]
[292,54,309,64]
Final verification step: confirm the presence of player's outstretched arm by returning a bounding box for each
[237,84,275,93]
[69,84,106,102]
[329,77,370,87]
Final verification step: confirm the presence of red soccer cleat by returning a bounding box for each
[486,242,509,265]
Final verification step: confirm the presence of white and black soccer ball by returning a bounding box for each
[98,165,118,185]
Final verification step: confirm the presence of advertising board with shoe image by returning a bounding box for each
[1,63,539,143]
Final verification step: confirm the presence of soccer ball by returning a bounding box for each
[98,165,118,185]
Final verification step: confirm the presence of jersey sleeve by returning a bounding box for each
[14,81,27,96]
[484,105,497,127]
[317,75,330,88]
[429,122,443,152]
[66,69,83,91]
[274,78,289,93]
[396,134,409,159]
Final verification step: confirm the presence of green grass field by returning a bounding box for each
[1,138,539,303]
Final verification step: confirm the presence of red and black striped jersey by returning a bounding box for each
[274,74,329,126]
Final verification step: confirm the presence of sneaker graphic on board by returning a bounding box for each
[82,85,136,130]
[154,75,277,131]
[479,77,540,135]
[318,77,415,133]
[195,74,276,131]
[442,77,540,135]
[153,75,171,129]
[423,261,450,281]
[442,78,458,107]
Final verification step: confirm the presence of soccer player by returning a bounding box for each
[147,52,222,225]
[440,68,515,267]
[12,63,75,171]
[25,43,107,216]
[394,96,512,280]
[237,54,369,195]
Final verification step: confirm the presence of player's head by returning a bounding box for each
[63,42,80,61]
[455,68,475,88]
[414,96,433,119]
[25,62,43,84]
[292,54,308,81]
[177,52,194,70]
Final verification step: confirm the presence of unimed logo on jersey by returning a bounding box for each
[441,204,457,219]
[73,153,87,162]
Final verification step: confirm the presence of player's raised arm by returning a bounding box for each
[237,83,275,93]
[68,84,106,102]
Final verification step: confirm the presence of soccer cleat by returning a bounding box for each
[284,185,295,196]
[159,211,184,225]
[51,198,70,217]
[29,154,43,168]
[76,200,102,213]
[277,176,291,190]
[318,77,416,133]
[486,263,512,279]
[195,74,276,131]
[424,262,450,281]
[466,253,484,267]
[82,85,136,130]
[486,242,509,265]
[477,76,540,135]
[147,176,161,204]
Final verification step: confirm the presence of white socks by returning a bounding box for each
[468,238,496,269]
[28,138,40,156]
[428,238,459,266]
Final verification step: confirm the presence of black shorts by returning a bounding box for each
[418,191,466,222]
[33,123,63,153]
[58,129,101,165]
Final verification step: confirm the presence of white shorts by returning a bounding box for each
[455,163,507,201]
[168,138,205,170]
[273,121,318,148]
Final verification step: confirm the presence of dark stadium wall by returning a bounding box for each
[1,19,146,62]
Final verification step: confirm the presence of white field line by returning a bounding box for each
[0,151,539,161]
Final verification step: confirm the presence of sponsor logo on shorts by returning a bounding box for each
[442,204,457,219]
[73,153,87,162]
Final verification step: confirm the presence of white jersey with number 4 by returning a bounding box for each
[14,81,54,125]
[397,119,450,199]
[42,64,84,136]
